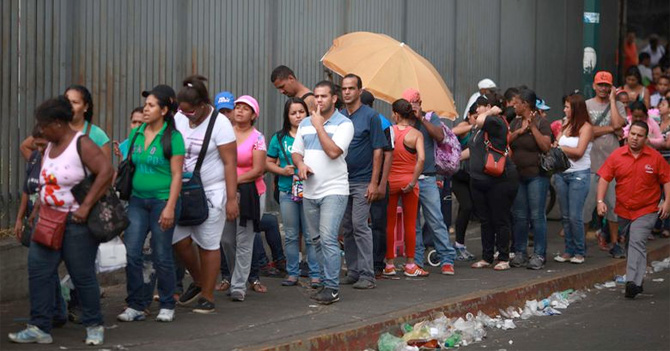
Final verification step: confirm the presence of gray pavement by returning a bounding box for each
[1,221,668,350]
[472,268,670,351]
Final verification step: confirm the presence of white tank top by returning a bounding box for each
[40,132,87,212]
[558,135,592,173]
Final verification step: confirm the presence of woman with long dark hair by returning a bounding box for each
[466,93,519,271]
[8,96,113,345]
[623,66,651,108]
[508,88,553,270]
[553,94,593,264]
[266,97,321,287]
[64,85,112,160]
[117,86,184,323]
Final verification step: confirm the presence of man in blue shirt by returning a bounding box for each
[339,74,388,289]
[402,88,457,275]
[361,90,395,277]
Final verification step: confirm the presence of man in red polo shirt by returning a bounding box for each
[597,120,670,299]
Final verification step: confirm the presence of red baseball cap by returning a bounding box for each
[593,71,613,85]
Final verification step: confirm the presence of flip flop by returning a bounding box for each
[471,260,492,269]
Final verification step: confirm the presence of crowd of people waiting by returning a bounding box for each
[7,60,670,345]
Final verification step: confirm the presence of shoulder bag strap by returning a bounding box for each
[277,133,292,166]
[593,103,611,127]
[193,112,218,176]
[125,130,141,163]
[76,134,90,177]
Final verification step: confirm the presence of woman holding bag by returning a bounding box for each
[171,75,238,314]
[554,94,593,264]
[8,96,113,346]
[221,94,267,302]
[465,93,519,271]
[117,86,184,323]
[266,98,321,287]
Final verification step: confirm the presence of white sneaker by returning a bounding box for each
[156,308,175,322]
[117,307,146,322]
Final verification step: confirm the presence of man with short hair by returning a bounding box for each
[597,121,670,299]
[270,65,317,112]
[583,71,628,257]
[403,88,457,275]
[292,80,354,305]
[361,90,395,277]
[338,74,388,289]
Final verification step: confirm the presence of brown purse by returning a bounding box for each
[483,132,509,177]
[32,204,68,250]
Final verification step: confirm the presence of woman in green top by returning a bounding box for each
[64,85,112,160]
[117,86,184,323]
[20,85,112,163]
[265,98,320,286]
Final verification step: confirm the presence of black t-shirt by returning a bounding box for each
[468,115,517,182]
[510,117,552,178]
[23,151,42,195]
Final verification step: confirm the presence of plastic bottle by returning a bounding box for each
[401,323,413,334]
[443,333,461,348]
[378,332,405,351]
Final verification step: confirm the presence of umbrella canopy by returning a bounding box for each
[321,31,457,119]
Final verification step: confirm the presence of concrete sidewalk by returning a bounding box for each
[1,221,669,351]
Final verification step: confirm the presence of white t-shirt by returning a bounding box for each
[175,108,236,191]
[292,110,354,199]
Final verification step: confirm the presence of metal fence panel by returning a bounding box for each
[0,0,614,227]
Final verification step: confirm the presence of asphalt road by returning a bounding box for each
[469,268,670,351]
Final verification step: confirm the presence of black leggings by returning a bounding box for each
[452,175,473,245]
[470,177,519,263]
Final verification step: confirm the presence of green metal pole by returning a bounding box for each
[582,0,601,99]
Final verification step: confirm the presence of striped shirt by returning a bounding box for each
[291,110,354,199]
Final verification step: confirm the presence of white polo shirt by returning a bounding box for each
[291,110,354,199]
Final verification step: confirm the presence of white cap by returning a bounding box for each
[478,78,497,90]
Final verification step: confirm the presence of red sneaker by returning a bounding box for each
[404,265,430,277]
[441,264,455,275]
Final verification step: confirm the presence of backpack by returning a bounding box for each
[427,112,461,176]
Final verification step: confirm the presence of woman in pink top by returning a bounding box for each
[221,95,268,301]
[622,101,663,145]
[8,97,113,346]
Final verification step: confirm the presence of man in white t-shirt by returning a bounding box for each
[292,80,354,305]
[462,78,497,120]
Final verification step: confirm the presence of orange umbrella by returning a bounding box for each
[321,31,457,119]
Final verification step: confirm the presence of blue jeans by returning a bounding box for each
[415,176,456,266]
[28,218,101,333]
[512,176,549,258]
[554,170,590,256]
[125,197,180,310]
[303,195,348,290]
[280,192,320,279]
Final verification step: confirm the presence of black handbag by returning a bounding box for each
[178,113,218,226]
[72,136,130,242]
[540,147,571,175]
[114,131,140,200]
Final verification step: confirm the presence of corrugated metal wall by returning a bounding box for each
[1,0,621,227]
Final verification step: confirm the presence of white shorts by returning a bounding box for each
[173,188,226,250]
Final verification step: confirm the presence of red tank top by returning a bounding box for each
[389,125,418,190]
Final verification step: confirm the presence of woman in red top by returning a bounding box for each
[384,99,426,277]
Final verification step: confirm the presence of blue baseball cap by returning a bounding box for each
[536,98,550,111]
[214,91,235,111]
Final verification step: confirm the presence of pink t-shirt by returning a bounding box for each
[237,128,267,195]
